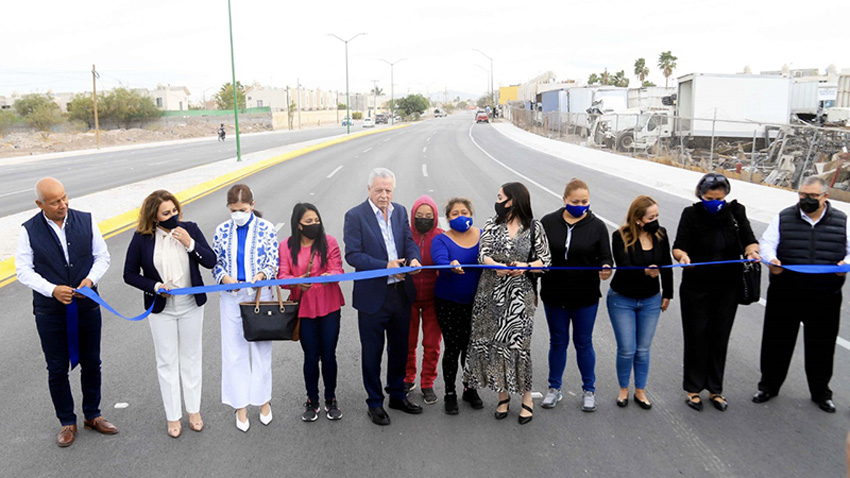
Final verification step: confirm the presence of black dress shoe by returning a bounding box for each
[367,407,390,425]
[444,393,459,415]
[616,397,628,408]
[752,391,774,403]
[685,394,703,411]
[709,394,728,412]
[634,396,652,410]
[388,398,423,414]
[814,398,836,413]
[462,388,484,409]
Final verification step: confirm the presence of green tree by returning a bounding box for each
[634,58,649,83]
[14,93,56,118]
[397,94,430,117]
[658,51,678,87]
[642,80,657,87]
[456,101,469,110]
[100,87,161,128]
[612,70,629,87]
[67,93,102,129]
[25,103,63,132]
[588,73,601,85]
[0,110,21,135]
[215,81,246,110]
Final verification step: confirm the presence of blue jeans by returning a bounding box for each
[607,290,662,390]
[544,301,599,392]
[299,310,341,402]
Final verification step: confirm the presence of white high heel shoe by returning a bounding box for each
[259,405,273,426]
[235,411,250,432]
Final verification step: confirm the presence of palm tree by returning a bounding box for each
[634,58,649,84]
[370,86,384,116]
[588,73,600,85]
[613,70,629,88]
[658,51,678,87]
[600,68,611,86]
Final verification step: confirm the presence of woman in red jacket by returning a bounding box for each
[278,203,346,422]
[405,195,444,405]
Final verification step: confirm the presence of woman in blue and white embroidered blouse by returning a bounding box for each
[212,184,279,432]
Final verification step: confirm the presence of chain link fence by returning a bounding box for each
[505,105,850,198]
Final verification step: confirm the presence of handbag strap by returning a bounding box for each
[253,285,285,313]
[730,216,746,258]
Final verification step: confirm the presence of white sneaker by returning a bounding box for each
[259,406,273,426]
[582,391,597,412]
[235,412,250,432]
[541,388,562,409]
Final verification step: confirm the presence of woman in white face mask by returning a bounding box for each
[212,184,279,432]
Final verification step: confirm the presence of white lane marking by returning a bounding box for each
[472,125,850,353]
[114,402,129,409]
[422,146,427,153]
[422,164,428,177]
[467,124,618,230]
[274,223,285,232]
[363,148,372,153]
[327,165,343,178]
[0,188,31,198]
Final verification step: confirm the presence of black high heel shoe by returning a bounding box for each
[494,398,510,419]
[518,404,534,425]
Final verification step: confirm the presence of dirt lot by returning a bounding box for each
[0,122,270,159]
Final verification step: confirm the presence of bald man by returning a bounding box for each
[15,178,117,447]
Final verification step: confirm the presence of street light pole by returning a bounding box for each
[227,0,242,161]
[381,58,406,125]
[328,33,366,134]
[473,49,494,104]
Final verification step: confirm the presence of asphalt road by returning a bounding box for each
[1,114,848,477]
[0,125,350,217]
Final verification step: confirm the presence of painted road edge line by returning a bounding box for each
[0,123,412,288]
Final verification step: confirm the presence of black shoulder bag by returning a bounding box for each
[731,215,761,305]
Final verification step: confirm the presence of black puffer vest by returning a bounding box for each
[774,202,846,291]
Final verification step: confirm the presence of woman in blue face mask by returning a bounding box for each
[430,198,483,415]
[672,173,760,412]
[123,190,216,437]
[539,178,613,413]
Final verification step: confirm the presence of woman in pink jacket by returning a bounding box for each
[405,195,444,405]
[278,203,345,422]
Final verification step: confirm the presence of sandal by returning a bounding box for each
[188,413,204,432]
[167,420,182,438]
[518,403,533,425]
[494,398,510,420]
[709,394,728,412]
[685,393,703,412]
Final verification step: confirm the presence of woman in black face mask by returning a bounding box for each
[278,203,345,422]
[607,195,673,410]
[123,190,216,437]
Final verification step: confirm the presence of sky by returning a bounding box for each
[1,0,847,103]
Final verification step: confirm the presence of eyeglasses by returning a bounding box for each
[702,174,729,186]
[799,193,825,200]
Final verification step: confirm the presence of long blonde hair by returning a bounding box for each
[619,195,663,250]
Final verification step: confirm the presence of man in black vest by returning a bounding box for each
[753,176,848,413]
[15,177,118,446]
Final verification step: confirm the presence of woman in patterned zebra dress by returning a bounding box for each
[463,182,551,425]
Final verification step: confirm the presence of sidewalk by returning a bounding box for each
[491,122,850,225]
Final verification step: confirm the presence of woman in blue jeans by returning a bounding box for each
[608,195,672,410]
[539,178,613,412]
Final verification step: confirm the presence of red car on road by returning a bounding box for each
[476,111,489,123]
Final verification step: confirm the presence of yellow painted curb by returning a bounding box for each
[0,124,410,289]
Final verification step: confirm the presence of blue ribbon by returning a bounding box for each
[74,259,850,322]
[66,298,80,369]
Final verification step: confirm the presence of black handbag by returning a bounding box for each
[731,216,761,305]
[239,286,301,341]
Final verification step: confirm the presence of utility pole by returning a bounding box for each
[371,79,379,117]
[473,49,494,105]
[91,64,100,149]
[381,58,405,125]
[227,0,242,161]
[328,33,366,134]
[296,79,302,129]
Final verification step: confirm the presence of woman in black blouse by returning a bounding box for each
[672,173,760,412]
[607,195,672,410]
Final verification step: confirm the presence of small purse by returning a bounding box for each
[731,217,761,305]
[239,285,301,342]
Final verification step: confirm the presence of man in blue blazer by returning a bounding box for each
[344,167,423,425]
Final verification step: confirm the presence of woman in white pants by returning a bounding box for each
[213,184,279,432]
[124,190,216,437]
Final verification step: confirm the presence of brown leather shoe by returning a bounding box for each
[84,416,119,435]
[57,425,77,447]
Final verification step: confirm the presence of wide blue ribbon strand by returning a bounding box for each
[66,298,80,370]
[74,258,850,322]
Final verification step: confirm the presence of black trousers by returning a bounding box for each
[35,308,103,426]
[357,285,411,408]
[680,285,738,394]
[758,282,841,401]
[434,297,474,394]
